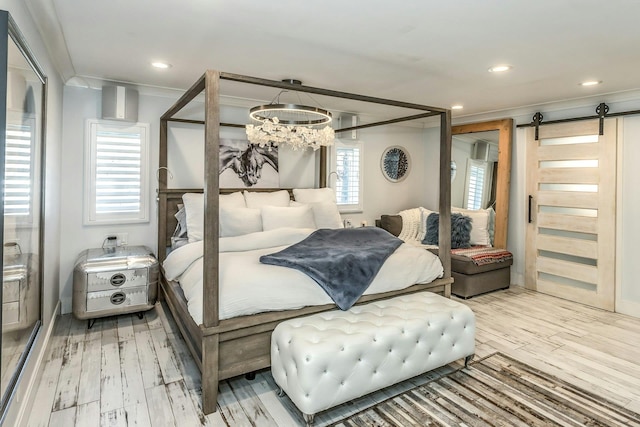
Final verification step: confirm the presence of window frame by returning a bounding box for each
[83,119,150,225]
[330,139,364,213]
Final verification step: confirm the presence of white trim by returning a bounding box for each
[83,119,150,225]
[330,139,364,213]
[615,117,623,314]
[15,300,61,427]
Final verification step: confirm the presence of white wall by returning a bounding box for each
[616,115,640,316]
[0,1,64,425]
[58,87,174,314]
[340,124,437,227]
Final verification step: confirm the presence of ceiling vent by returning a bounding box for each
[102,85,138,122]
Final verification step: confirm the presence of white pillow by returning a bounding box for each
[221,191,246,208]
[293,188,336,204]
[182,193,204,243]
[220,207,262,237]
[261,206,316,231]
[244,190,290,208]
[291,200,342,229]
[182,192,247,242]
[452,207,491,246]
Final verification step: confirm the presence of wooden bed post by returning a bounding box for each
[319,146,327,188]
[202,69,221,412]
[439,110,452,298]
[157,119,168,262]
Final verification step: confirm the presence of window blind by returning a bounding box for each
[4,123,33,216]
[336,146,360,206]
[94,129,142,214]
[466,163,485,210]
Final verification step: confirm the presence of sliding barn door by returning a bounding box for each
[525,119,616,310]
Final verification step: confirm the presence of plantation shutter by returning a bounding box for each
[4,123,34,217]
[85,120,149,224]
[95,129,142,214]
[465,159,488,210]
[335,145,361,210]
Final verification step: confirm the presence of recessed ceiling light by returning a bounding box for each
[580,80,601,86]
[488,65,512,73]
[151,61,172,69]
[451,105,463,110]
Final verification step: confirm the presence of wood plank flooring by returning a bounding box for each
[25,287,640,426]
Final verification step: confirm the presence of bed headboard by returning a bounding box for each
[158,188,295,260]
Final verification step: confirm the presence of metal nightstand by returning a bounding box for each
[73,245,159,328]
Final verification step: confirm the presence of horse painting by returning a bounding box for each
[219,139,279,188]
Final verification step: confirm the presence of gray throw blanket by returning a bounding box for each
[259,228,403,310]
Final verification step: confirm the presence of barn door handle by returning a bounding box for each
[528,195,533,223]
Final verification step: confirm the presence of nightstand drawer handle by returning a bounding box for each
[110,273,126,287]
[110,292,126,305]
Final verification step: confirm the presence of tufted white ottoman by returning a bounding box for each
[271,291,475,425]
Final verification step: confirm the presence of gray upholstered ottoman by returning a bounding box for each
[270,292,476,425]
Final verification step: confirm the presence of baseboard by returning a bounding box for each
[60,296,72,315]
[615,299,640,319]
[15,300,61,426]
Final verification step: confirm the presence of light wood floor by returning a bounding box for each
[25,287,640,426]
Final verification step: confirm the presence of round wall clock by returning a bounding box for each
[381,146,411,182]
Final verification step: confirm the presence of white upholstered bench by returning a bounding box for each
[270,292,476,426]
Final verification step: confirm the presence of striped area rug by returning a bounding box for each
[331,352,640,427]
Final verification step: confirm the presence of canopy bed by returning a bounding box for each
[156,70,453,414]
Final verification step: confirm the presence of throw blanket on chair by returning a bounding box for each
[397,208,423,243]
[451,246,513,266]
[260,228,403,310]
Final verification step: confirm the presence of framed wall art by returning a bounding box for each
[381,145,410,182]
[219,139,279,188]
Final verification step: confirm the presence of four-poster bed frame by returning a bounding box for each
[157,70,453,414]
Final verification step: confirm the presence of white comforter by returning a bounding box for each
[163,227,444,324]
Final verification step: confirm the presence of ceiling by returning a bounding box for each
[25,0,640,119]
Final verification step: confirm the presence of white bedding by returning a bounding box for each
[163,227,444,324]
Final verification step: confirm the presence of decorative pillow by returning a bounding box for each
[451,214,473,249]
[422,212,472,249]
[452,207,491,246]
[380,215,403,237]
[182,192,247,242]
[291,200,342,229]
[293,188,336,204]
[220,207,262,237]
[261,206,316,231]
[244,190,290,208]
[173,206,188,239]
[419,207,435,241]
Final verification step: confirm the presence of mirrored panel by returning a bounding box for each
[451,119,513,249]
[452,130,499,210]
[0,12,45,412]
